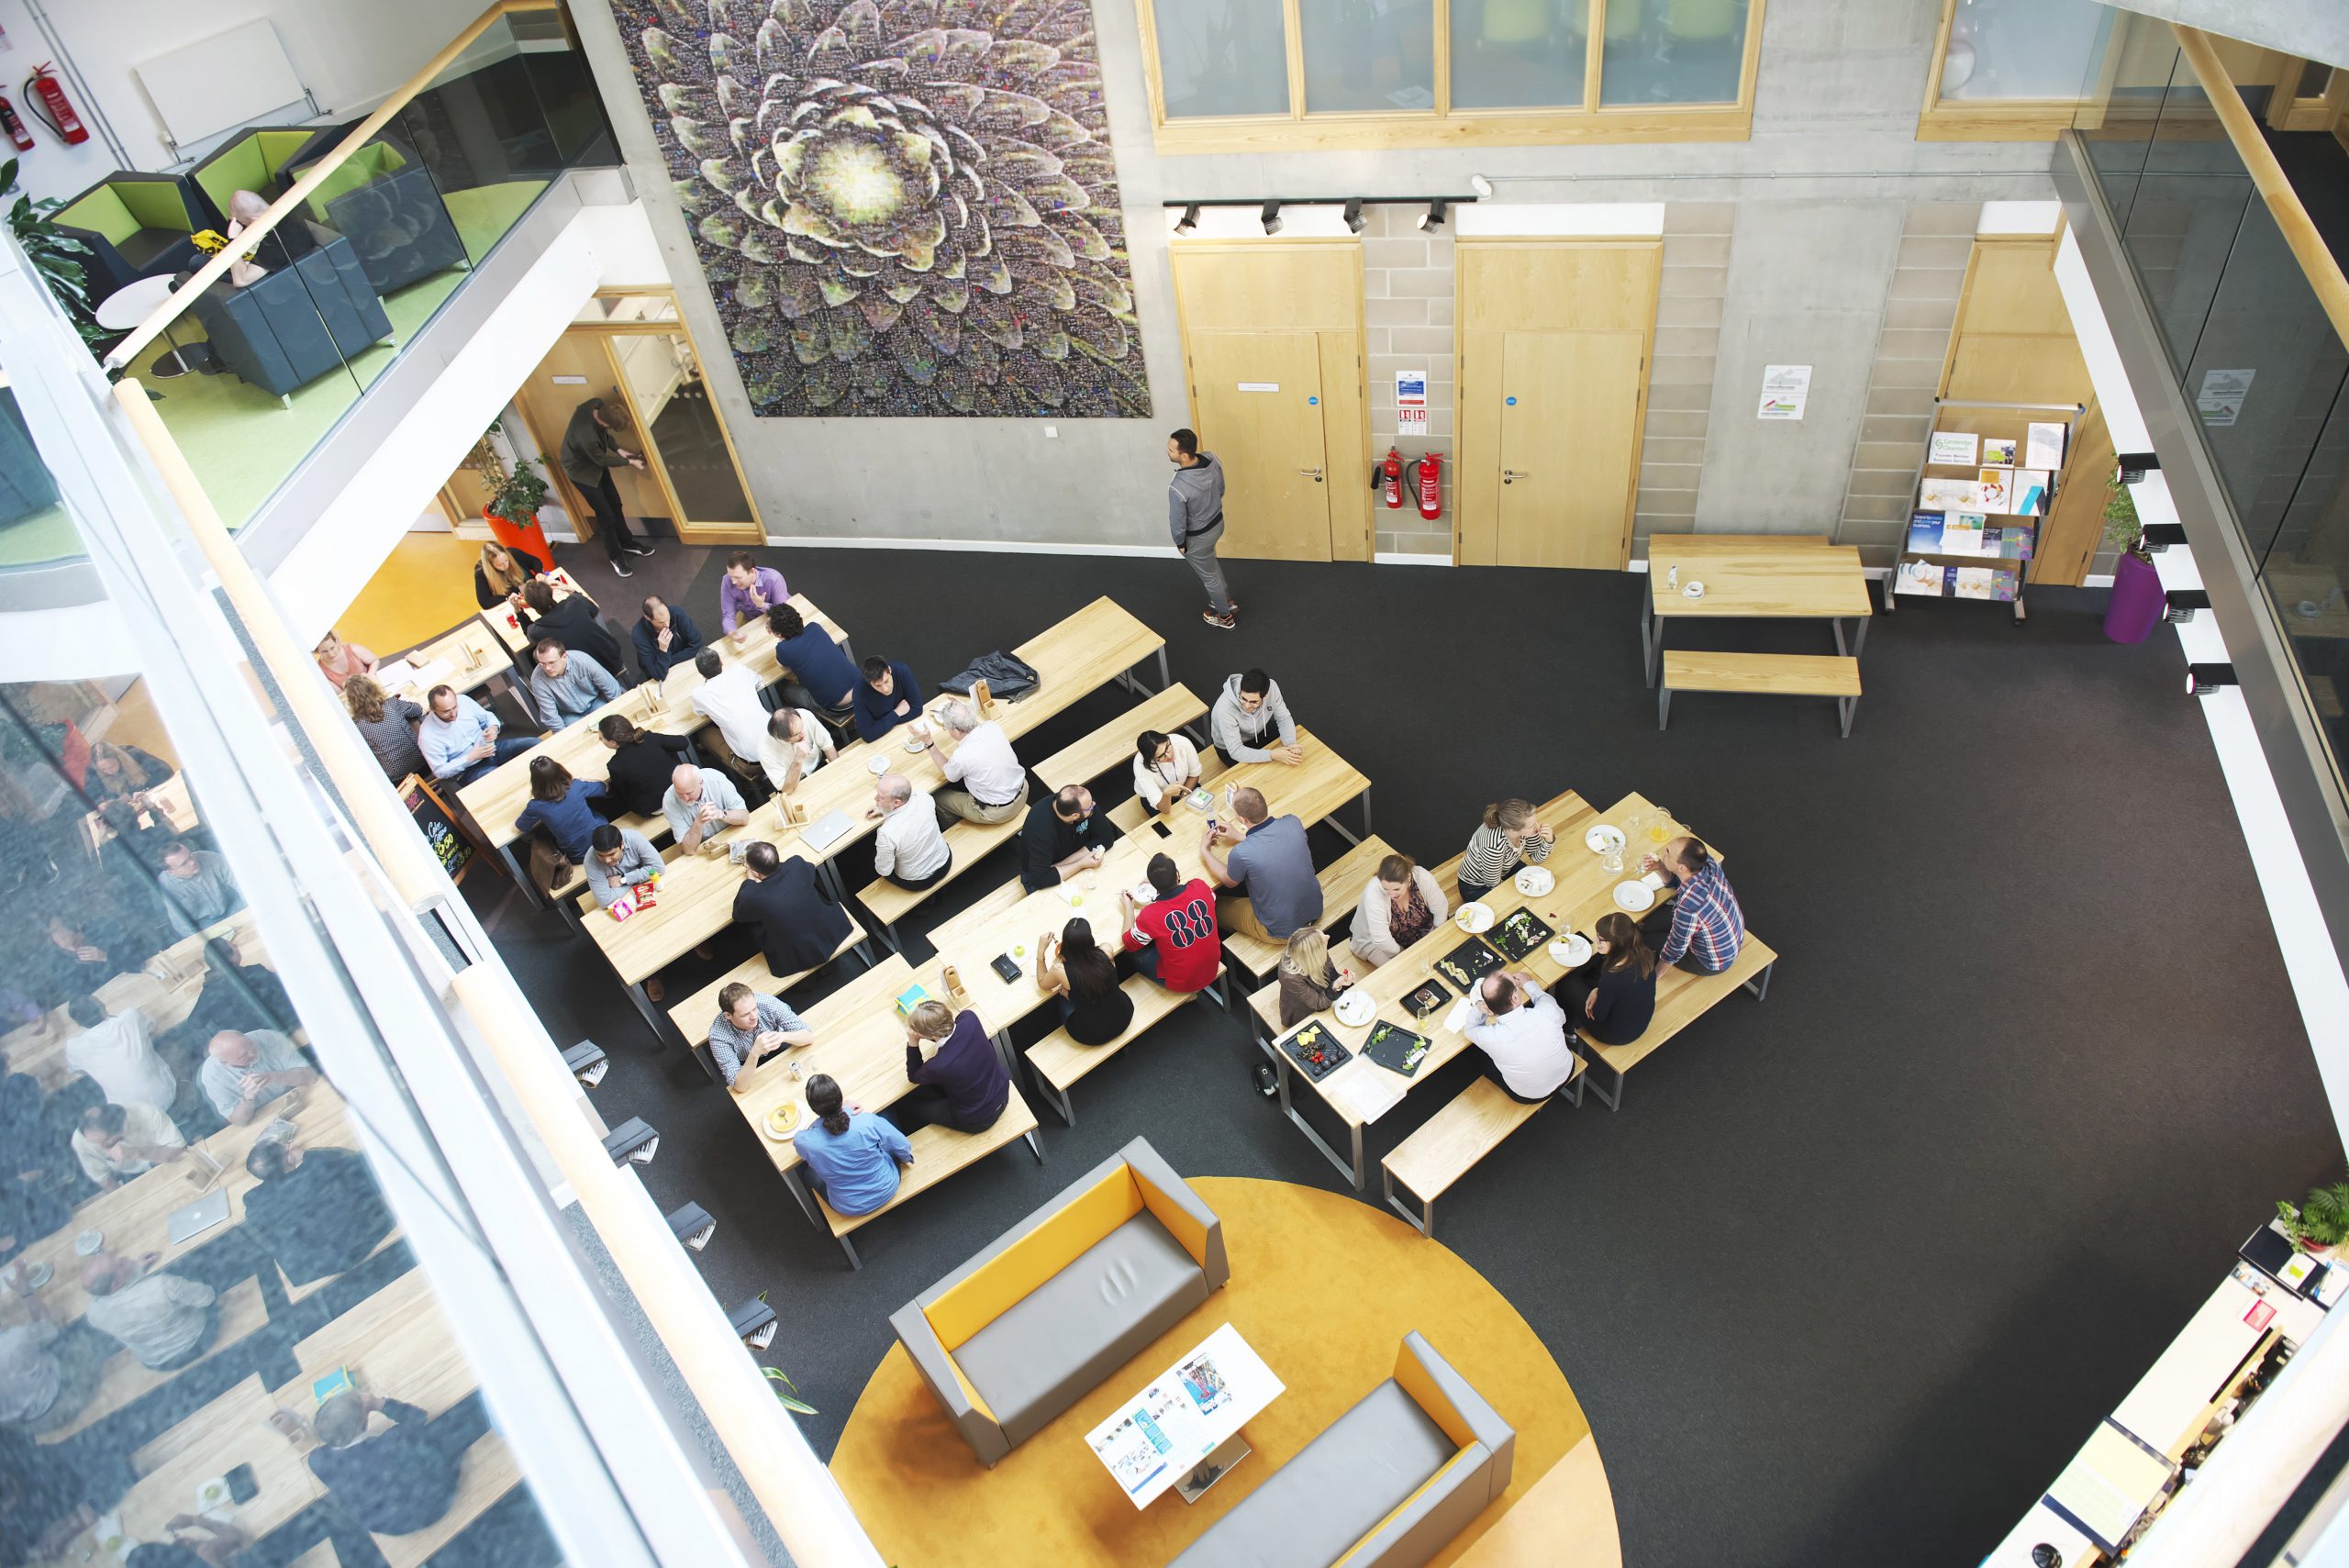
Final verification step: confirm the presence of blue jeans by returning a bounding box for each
[448,735,536,786]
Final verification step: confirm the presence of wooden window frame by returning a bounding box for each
[1916,0,2117,142]
[1134,0,1765,155]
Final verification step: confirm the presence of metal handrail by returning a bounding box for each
[101,0,558,373]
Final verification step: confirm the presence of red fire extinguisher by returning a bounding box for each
[1413,450,1442,520]
[1381,448,1403,509]
[24,65,86,145]
[0,95,29,153]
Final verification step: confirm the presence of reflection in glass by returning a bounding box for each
[1152,0,1290,118]
[1598,0,1748,107]
[1450,0,1592,110]
[1300,0,1435,115]
[576,293,680,325]
[0,381,73,570]
[2265,376,2349,778]
[1937,0,2113,102]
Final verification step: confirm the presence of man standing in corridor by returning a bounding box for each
[562,396,656,577]
[1168,428,1238,630]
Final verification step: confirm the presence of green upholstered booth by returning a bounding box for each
[52,174,205,302]
[189,127,332,228]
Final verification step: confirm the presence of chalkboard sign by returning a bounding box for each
[399,774,473,884]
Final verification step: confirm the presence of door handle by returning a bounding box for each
[1298,468,1323,482]
[1503,469,1531,484]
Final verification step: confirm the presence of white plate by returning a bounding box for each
[1586,825,1625,854]
[1549,935,1593,967]
[73,1229,101,1256]
[1612,881,1655,914]
[6,1262,50,1294]
[1455,902,1495,934]
[1513,866,1554,896]
[1333,992,1375,1027]
[865,754,891,774]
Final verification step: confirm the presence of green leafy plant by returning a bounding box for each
[485,455,551,529]
[2103,467,2143,554]
[763,1366,816,1416]
[2278,1179,2349,1251]
[0,158,106,353]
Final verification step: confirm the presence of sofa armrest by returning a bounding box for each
[1396,1331,1515,1503]
[887,1300,1010,1467]
[1124,1136,1228,1290]
[1334,1442,1494,1568]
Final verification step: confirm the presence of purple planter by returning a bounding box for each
[2104,549,2165,643]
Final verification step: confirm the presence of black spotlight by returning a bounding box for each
[1342,198,1364,234]
[2187,662,2236,696]
[1417,199,1447,231]
[2115,450,2160,484]
[1260,200,1283,236]
[2164,588,2211,623]
[1174,203,1199,235]
[2141,523,2188,552]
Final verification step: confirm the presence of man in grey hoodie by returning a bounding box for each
[1168,428,1238,629]
[1210,669,1301,766]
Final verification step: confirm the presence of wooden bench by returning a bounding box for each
[923,877,1028,957]
[1571,934,1777,1111]
[1025,968,1226,1126]
[1106,748,1231,836]
[856,813,1028,951]
[662,918,873,1075]
[373,1429,518,1568]
[1380,1078,1549,1240]
[1658,651,1860,737]
[39,1276,270,1444]
[1219,835,1397,983]
[1033,683,1208,793]
[815,1084,1044,1269]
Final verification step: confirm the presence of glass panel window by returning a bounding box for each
[1599,0,1749,106]
[1152,0,1291,118]
[1938,0,2114,102]
[1451,0,1592,110]
[1300,0,1436,114]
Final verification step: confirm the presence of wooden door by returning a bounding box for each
[514,335,677,542]
[1170,242,1371,562]
[1457,241,1660,569]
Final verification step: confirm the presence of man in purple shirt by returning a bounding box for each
[718,552,790,645]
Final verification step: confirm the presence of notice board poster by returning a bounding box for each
[400,775,473,883]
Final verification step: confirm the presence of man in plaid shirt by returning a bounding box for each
[1642,837,1743,974]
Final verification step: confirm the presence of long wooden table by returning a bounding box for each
[1642,534,1873,687]
[1264,791,1689,1188]
[3,907,264,1092]
[381,618,509,706]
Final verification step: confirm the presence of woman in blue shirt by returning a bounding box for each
[512,756,607,892]
[793,1074,913,1217]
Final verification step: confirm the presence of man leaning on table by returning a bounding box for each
[202,1029,317,1126]
[529,638,622,730]
[72,1102,185,1190]
[720,552,790,645]
[933,699,1030,825]
[707,983,812,1096]
[662,764,748,852]
[1020,786,1112,893]
[1201,786,1319,942]
[81,1250,217,1372]
[1641,835,1744,975]
[869,773,952,892]
[1464,971,1577,1104]
[633,595,705,683]
[584,823,662,909]
[733,843,852,979]
[418,685,531,788]
[759,706,835,795]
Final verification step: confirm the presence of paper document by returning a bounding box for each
[1087,1324,1285,1509]
[2046,1421,2172,1551]
[2026,421,2067,470]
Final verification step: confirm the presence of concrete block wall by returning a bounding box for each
[1633,205,1735,552]
[1362,203,1457,560]
[1836,202,1974,563]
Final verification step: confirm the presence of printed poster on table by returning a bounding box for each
[1928,431,1978,466]
[2026,421,2067,471]
[1757,363,1811,420]
[1086,1325,1286,1507]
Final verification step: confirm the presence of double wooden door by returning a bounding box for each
[1456,241,1660,570]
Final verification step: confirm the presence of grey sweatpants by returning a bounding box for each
[1182,521,1233,613]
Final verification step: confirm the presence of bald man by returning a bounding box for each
[200,1029,316,1125]
[660,763,747,853]
[867,773,950,890]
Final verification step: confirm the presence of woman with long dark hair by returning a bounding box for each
[791,1073,913,1217]
[1554,912,1658,1047]
[511,756,607,893]
[1039,917,1134,1045]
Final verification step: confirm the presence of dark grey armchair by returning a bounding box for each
[186,234,394,403]
[293,141,470,295]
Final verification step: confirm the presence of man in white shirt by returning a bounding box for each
[72,1102,187,1190]
[758,706,834,795]
[662,764,748,852]
[1463,970,1577,1101]
[687,649,771,775]
[867,773,951,890]
[0,1284,103,1431]
[201,1029,317,1125]
[63,995,176,1112]
[932,700,1030,826]
[80,1251,217,1371]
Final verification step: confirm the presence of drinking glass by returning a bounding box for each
[1602,840,1624,874]
[1647,806,1672,847]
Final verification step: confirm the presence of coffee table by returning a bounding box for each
[1086,1322,1284,1508]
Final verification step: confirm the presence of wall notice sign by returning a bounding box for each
[2198,368,2254,427]
[1396,371,1427,408]
[551,373,588,384]
[1757,364,1810,420]
[1397,408,1428,436]
[1236,382,1279,393]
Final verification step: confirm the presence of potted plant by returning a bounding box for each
[471,417,552,558]
[1,158,105,353]
[2103,468,2143,555]
[2277,1178,2349,1254]
[2102,466,2165,644]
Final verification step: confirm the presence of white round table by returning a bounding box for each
[95,272,209,379]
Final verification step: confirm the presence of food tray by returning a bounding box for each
[1488,908,1555,962]
[1402,977,1451,1018]
[1434,938,1502,992]
[1276,1020,1352,1083]
[1361,1020,1431,1077]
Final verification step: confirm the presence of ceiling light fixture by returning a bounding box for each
[1470,174,1495,198]
[1342,198,1364,234]
[1260,200,1283,236]
[1418,199,1447,231]
[1174,203,1199,235]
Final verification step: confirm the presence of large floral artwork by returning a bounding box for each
[616,0,1151,418]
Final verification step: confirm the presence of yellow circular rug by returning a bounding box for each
[829,1176,1620,1567]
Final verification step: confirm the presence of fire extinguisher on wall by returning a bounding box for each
[0,95,30,153]
[24,64,88,145]
[1381,447,1403,510]
[1413,450,1442,521]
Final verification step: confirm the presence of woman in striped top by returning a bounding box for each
[1457,798,1555,904]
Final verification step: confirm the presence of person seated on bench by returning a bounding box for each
[125,1516,247,1568]
[662,764,748,854]
[522,579,623,675]
[868,773,951,892]
[79,1250,216,1373]
[1119,853,1220,992]
[1202,786,1319,943]
[304,1386,482,1536]
[242,1139,396,1287]
[1458,798,1555,905]
[474,540,545,614]
[513,757,607,895]
[529,638,622,731]
[794,1073,912,1217]
[201,1029,316,1127]
[1352,852,1448,968]
[766,604,859,728]
[719,551,789,647]
[1209,668,1301,766]
[310,629,376,694]
[584,823,662,910]
[1039,917,1134,1044]
[933,701,1030,826]
[1134,728,1202,817]
[689,649,772,774]
[733,842,852,979]
[1553,912,1658,1046]
[1464,971,1575,1105]
[1639,835,1743,975]
[1276,928,1353,1028]
[855,655,926,745]
[707,982,812,1096]
[1020,785,1113,892]
[72,1102,186,1192]
[595,716,690,820]
[760,706,835,796]
[421,685,532,789]
[888,1001,1008,1136]
[632,595,705,683]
